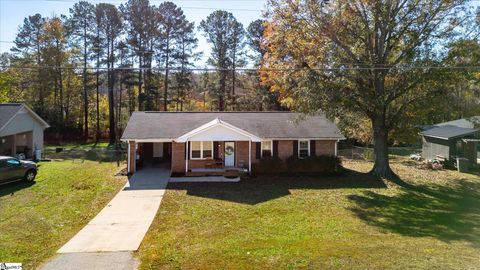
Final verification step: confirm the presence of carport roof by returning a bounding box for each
[121,111,345,141]
[420,125,478,140]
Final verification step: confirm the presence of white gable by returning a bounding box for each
[176,118,261,142]
[0,108,45,137]
[187,124,252,141]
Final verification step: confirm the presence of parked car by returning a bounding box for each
[0,156,37,185]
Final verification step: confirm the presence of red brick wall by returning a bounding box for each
[170,140,337,173]
[171,142,186,173]
[252,142,260,163]
[188,159,214,169]
[315,140,337,156]
[235,141,250,168]
[278,140,294,160]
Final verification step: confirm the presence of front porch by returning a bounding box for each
[176,118,261,177]
[184,140,252,175]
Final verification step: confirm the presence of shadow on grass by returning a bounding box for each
[0,180,35,197]
[167,169,386,205]
[348,176,480,246]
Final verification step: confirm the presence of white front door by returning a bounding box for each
[224,142,235,167]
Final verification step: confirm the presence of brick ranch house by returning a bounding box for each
[121,112,345,176]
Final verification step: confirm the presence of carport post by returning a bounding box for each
[127,140,137,174]
[127,141,130,173]
[248,140,251,173]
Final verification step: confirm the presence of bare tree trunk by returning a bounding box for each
[58,66,64,125]
[370,114,395,178]
[163,37,170,112]
[219,70,226,111]
[96,55,100,142]
[53,72,58,122]
[231,45,236,110]
[138,50,143,111]
[83,26,89,142]
[108,38,116,145]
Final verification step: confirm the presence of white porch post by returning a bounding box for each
[248,140,252,173]
[127,141,131,173]
[185,141,189,173]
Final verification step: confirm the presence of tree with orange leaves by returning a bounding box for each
[262,0,467,178]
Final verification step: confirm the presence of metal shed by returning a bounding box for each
[419,118,479,164]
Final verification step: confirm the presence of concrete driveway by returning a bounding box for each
[58,167,169,253]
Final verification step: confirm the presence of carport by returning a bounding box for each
[128,141,172,172]
[0,103,49,159]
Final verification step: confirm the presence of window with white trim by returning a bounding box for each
[190,141,213,159]
[203,141,213,158]
[298,140,310,158]
[261,140,272,157]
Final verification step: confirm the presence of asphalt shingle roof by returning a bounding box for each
[121,112,345,140]
[0,103,23,130]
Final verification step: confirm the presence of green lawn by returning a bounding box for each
[44,142,111,151]
[138,158,480,269]
[0,159,126,268]
[43,142,125,163]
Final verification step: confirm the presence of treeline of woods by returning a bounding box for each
[0,0,281,144]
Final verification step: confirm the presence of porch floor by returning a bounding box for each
[190,167,242,172]
[186,167,243,177]
[169,176,240,183]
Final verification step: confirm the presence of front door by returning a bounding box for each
[224,142,235,167]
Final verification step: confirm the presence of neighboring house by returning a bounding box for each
[121,112,345,176]
[419,117,480,164]
[0,103,50,160]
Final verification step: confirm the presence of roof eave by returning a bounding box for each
[420,128,479,140]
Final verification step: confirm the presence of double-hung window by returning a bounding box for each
[190,141,213,159]
[298,140,310,158]
[261,140,272,157]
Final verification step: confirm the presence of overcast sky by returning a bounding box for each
[0,0,267,66]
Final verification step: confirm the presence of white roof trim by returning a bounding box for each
[419,129,479,140]
[267,137,345,140]
[175,118,262,142]
[120,138,174,143]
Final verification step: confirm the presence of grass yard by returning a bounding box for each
[0,159,126,268]
[138,157,480,269]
